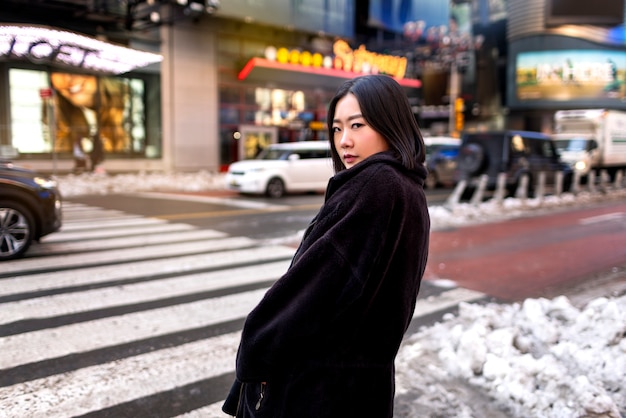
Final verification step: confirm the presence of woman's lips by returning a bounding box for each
[343,154,356,164]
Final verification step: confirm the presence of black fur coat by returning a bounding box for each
[223,151,430,417]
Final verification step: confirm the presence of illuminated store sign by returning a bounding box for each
[516,50,626,102]
[265,40,408,79]
[332,40,407,79]
[239,39,419,89]
[0,25,163,74]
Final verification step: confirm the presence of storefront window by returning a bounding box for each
[8,68,156,159]
[218,82,332,165]
[220,84,241,104]
[9,69,50,153]
[220,106,241,124]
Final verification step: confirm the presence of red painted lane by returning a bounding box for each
[424,200,626,301]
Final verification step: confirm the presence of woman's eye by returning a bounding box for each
[351,122,363,129]
[332,126,341,133]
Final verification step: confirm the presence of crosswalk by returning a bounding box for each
[0,202,485,417]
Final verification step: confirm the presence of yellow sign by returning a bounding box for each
[264,41,408,80]
[309,121,326,130]
[333,40,407,79]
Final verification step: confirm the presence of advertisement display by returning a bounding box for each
[515,49,626,104]
[8,69,151,160]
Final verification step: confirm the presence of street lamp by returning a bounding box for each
[403,20,484,136]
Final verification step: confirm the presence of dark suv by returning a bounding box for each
[456,130,572,197]
[0,160,62,260]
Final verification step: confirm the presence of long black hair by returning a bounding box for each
[326,74,425,173]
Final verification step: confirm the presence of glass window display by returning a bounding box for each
[8,68,154,169]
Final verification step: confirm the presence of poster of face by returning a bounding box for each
[516,50,626,102]
[50,72,132,159]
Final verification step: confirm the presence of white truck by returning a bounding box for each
[552,109,626,180]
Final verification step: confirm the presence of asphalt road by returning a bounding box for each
[426,199,626,303]
[3,189,625,417]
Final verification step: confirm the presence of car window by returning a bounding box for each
[555,138,588,152]
[257,148,288,160]
[541,141,556,158]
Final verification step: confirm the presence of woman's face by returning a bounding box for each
[50,73,97,108]
[332,93,389,169]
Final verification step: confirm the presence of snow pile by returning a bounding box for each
[395,295,626,417]
[55,170,225,197]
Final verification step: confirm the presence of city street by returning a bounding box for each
[0,194,483,417]
[1,189,626,416]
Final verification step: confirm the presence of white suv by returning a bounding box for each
[225,141,333,198]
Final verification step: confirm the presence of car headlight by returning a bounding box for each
[34,176,57,189]
[574,161,587,172]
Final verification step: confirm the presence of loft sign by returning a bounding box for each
[4,37,98,69]
[0,25,163,74]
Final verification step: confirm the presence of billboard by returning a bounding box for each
[515,50,626,105]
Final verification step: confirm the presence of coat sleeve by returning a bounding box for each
[235,168,408,381]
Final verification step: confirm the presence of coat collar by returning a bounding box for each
[326,151,426,198]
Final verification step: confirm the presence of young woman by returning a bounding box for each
[223,74,430,417]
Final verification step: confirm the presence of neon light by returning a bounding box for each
[237,57,421,88]
[0,25,163,74]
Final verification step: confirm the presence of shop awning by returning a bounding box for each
[237,57,421,89]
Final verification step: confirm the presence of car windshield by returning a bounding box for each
[554,138,588,152]
[256,148,291,160]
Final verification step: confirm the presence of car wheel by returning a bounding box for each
[0,200,35,261]
[265,177,286,198]
[425,171,438,189]
[457,143,486,175]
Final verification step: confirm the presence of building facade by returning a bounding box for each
[3,0,623,174]
[506,0,626,132]
[1,0,421,174]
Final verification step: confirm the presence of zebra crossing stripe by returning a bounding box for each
[135,191,291,210]
[0,261,289,325]
[29,229,229,255]
[0,246,295,296]
[42,222,197,242]
[58,217,169,231]
[0,236,262,275]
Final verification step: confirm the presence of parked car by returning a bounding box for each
[0,160,62,260]
[225,141,333,198]
[424,136,461,189]
[455,130,573,197]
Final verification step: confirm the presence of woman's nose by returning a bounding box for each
[339,131,352,148]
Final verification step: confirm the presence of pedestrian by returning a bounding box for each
[222,74,431,418]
